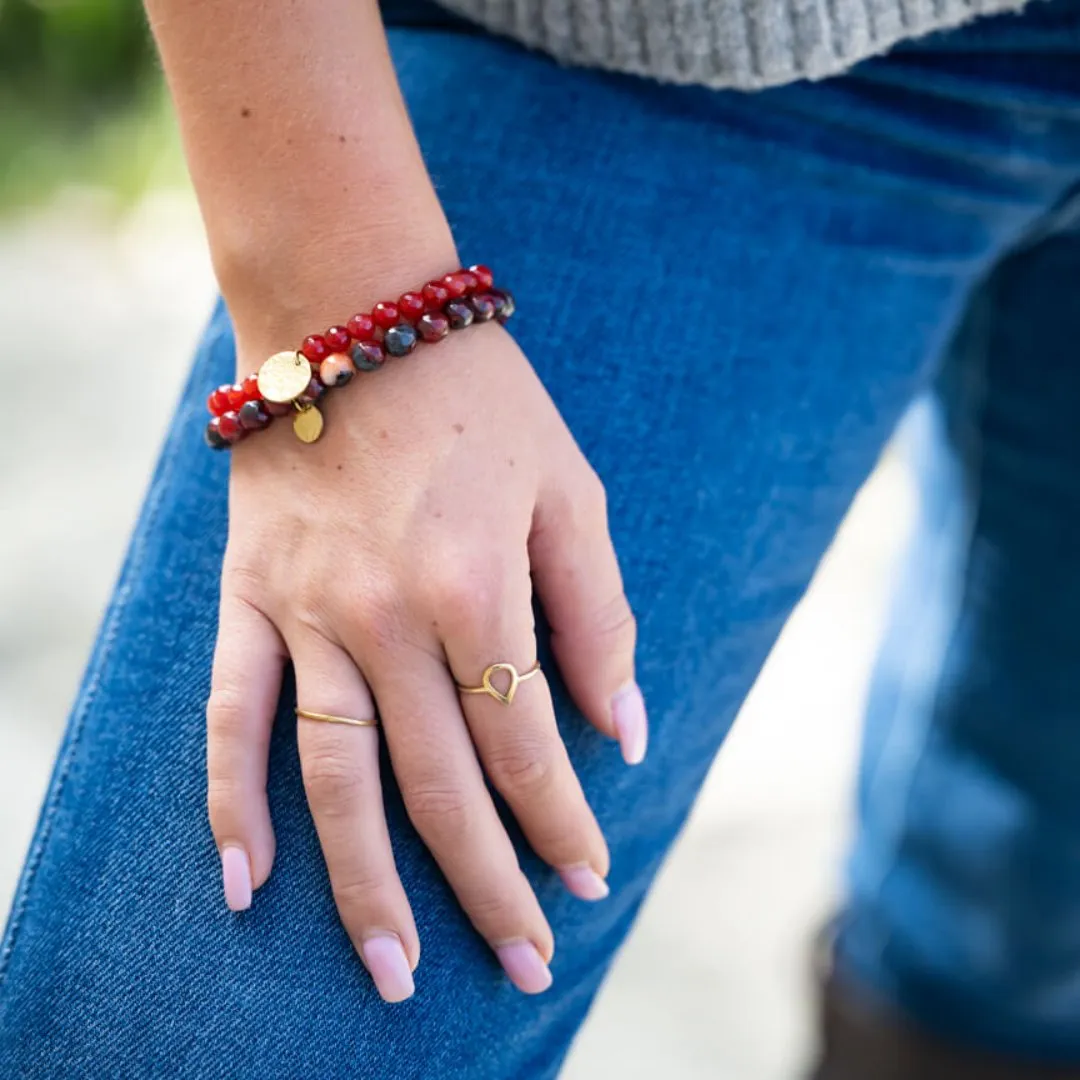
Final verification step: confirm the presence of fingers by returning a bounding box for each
[289,632,418,1003]
[531,467,646,764]
[207,591,286,911]
[362,642,555,994]
[442,569,610,903]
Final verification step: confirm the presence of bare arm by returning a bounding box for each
[144,0,456,347]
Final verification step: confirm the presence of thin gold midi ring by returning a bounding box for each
[295,708,379,729]
[455,661,542,706]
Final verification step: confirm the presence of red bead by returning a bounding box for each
[226,383,248,411]
[241,373,261,402]
[469,264,494,290]
[218,412,242,442]
[458,271,479,294]
[397,291,426,321]
[301,335,330,363]
[422,281,450,311]
[442,273,469,300]
[207,385,231,416]
[372,301,400,330]
[325,325,351,352]
[346,312,376,340]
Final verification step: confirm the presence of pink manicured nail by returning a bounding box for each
[612,682,648,765]
[362,935,415,1003]
[496,941,553,994]
[558,864,610,901]
[221,846,252,912]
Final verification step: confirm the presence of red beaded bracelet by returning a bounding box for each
[205,265,515,449]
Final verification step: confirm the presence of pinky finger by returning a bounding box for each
[206,592,286,911]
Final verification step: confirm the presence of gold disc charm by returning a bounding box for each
[257,351,312,404]
[293,405,324,443]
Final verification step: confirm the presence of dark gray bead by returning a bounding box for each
[384,322,419,357]
[470,293,497,322]
[445,300,474,330]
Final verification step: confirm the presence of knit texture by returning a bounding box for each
[435,0,1030,88]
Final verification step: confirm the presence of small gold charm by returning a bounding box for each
[293,404,324,443]
[258,351,312,404]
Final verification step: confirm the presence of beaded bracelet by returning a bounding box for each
[205,265,515,449]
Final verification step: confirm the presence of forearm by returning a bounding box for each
[144,0,456,345]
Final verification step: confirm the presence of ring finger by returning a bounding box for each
[288,631,418,1003]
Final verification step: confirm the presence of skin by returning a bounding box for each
[144,0,641,999]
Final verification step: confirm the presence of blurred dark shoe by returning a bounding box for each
[811,970,1080,1080]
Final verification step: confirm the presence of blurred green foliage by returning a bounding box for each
[0,0,182,211]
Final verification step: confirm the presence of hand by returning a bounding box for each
[205,314,646,1002]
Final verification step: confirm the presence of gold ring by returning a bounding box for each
[295,708,379,728]
[455,661,541,706]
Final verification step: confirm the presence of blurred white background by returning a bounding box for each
[0,192,913,1080]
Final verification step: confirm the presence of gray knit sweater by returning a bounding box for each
[436,0,1028,88]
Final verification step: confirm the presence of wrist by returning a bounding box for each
[212,196,458,359]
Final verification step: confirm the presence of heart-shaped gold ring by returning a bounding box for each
[456,661,542,706]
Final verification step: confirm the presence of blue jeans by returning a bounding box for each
[6,1,1080,1075]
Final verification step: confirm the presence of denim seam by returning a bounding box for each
[0,399,191,991]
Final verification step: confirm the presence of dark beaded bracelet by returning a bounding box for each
[205,266,514,450]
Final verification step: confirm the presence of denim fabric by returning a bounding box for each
[5,2,1080,1076]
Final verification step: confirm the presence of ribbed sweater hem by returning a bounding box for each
[435,0,1029,89]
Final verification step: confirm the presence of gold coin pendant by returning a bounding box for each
[293,405,324,444]
[257,351,312,404]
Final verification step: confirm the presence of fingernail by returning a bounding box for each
[361,935,415,1003]
[558,864,610,901]
[221,845,252,912]
[612,682,648,765]
[496,940,553,994]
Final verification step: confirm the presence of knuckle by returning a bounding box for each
[578,467,609,522]
[403,780,472,833]
[302,747,366,812]
[485,740,558,799]
[591,593,637,644]
[429,563,502,634]
[353,577,408,653]
[332,873,390,915]
[463,880,526,928]
[206,686,249,739]
[206,775,245,830]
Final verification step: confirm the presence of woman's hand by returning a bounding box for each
[205,315,645,1002]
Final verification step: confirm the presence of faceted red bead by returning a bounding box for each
[301,335,330,363]
[218,412,242,442]
[442,273,469,300]
[458,271,479,294]
[346,312,376,340]
[372,301,400,330]
[207,385,231,416]
[241,373,261,402]
[226,383,248,411]
[397,291,426,322]
[422,281,450,311]
[325,325,351,352]
[469,264,494,291]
